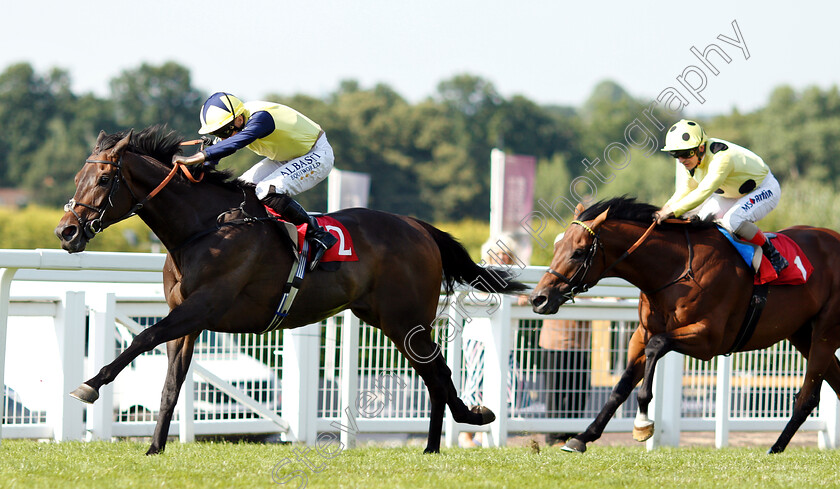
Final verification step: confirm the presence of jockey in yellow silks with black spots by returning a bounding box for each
[174,92,337,271]
[654,119,788,273]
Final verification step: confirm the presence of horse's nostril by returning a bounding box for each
[60,225,78,240]
[531,295,546,308]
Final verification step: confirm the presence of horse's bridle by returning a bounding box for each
[545,219,672,302]
[545,220,603,302]
[63,154,203,240]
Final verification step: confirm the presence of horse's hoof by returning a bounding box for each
[423,447,440,454]
[146,446,163,456]
[560,438,586,453]
[632,423,654,442]
[471,405,496,424]
[69,384,99,404]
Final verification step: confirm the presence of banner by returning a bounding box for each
[490,149,536,264]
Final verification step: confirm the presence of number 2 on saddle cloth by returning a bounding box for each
[264,206,359,264]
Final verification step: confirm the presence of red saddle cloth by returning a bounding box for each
[265,206,358,263]
[755,234,813,285]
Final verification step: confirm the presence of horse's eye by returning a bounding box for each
[570,249,587,260]
[98,175,110,186]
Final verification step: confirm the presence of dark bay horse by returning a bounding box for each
[54,126,526,455]
[530,196,840,454]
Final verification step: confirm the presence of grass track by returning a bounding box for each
[1,440,840,489]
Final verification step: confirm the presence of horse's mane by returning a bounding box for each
[577,196,717,229]
[96,125,253,192]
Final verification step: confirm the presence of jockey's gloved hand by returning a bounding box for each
[199,136,215,150]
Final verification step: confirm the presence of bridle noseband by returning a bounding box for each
[63,154,204,240]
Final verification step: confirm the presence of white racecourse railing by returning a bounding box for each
[1,249,838,450]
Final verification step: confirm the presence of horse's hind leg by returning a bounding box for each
[396,330,448,453]
[788,326,840,401]
[437,354,495,426]
[386,321,478,454]
[768,336,836,454]
[147,333,199,455]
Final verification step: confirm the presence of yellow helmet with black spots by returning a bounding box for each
[661,119,707,152]
[198,92,245,135]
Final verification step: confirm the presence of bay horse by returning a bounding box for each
[54,126,525,455]
[530,196,840,454]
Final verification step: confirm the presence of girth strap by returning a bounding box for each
[725,283,770,355]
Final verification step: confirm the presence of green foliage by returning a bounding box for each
[2,61,840,244]
[0,205,159,252]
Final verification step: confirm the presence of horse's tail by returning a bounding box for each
[413,219,528,296]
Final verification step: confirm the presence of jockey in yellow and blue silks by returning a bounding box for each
[654,119,788,273]
[174,92,337,271]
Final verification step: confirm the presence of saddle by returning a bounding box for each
[717,227,813,285]
[717,226,814,354]
[259,211,359,333]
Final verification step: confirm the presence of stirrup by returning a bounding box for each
[762,241,788,273]
[769,254,789,274]
[307,229,337,271]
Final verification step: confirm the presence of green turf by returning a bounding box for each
[1,440,839,489]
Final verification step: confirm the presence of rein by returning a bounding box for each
[545,219,694,302]
[63,152,205,240]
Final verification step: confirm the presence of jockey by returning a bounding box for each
[654,119,788,273]
[174,92,337,271]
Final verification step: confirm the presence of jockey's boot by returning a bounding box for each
[262,192,337,271]
[761,240,789,274]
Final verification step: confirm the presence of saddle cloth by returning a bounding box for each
[716,226,812,285]
[264,206,359,263]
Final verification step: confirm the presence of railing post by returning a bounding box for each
[51,291,86,441]
[282,321,321,444]
[338,310,360,449]
[715,355,732,448]
[87,293,116,441]
[444,293,466,448]
[647,351,683,450]
[0,267,17,443]
[484,294,511,448]
[178,360,195,443]
[819,350,840,449]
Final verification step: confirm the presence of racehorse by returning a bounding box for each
[54,125,526,455]
[530,196,840,454]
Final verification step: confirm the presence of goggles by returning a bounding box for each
[668,148,698,159]
[212,121,238,139]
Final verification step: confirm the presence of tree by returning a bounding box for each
[109,61,203,135]
[0,63,57,186]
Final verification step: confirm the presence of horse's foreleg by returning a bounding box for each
[768,341,834,454]
[563,328,647,453]
[632,334,674,442]
[70,298,215,403]
[146,333,199,455]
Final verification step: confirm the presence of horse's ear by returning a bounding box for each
[574,203,585,218]
[93,130,107,153]
[591,207,610,230]
[108,129,133,159]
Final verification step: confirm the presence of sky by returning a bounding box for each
[3,1,837,117]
